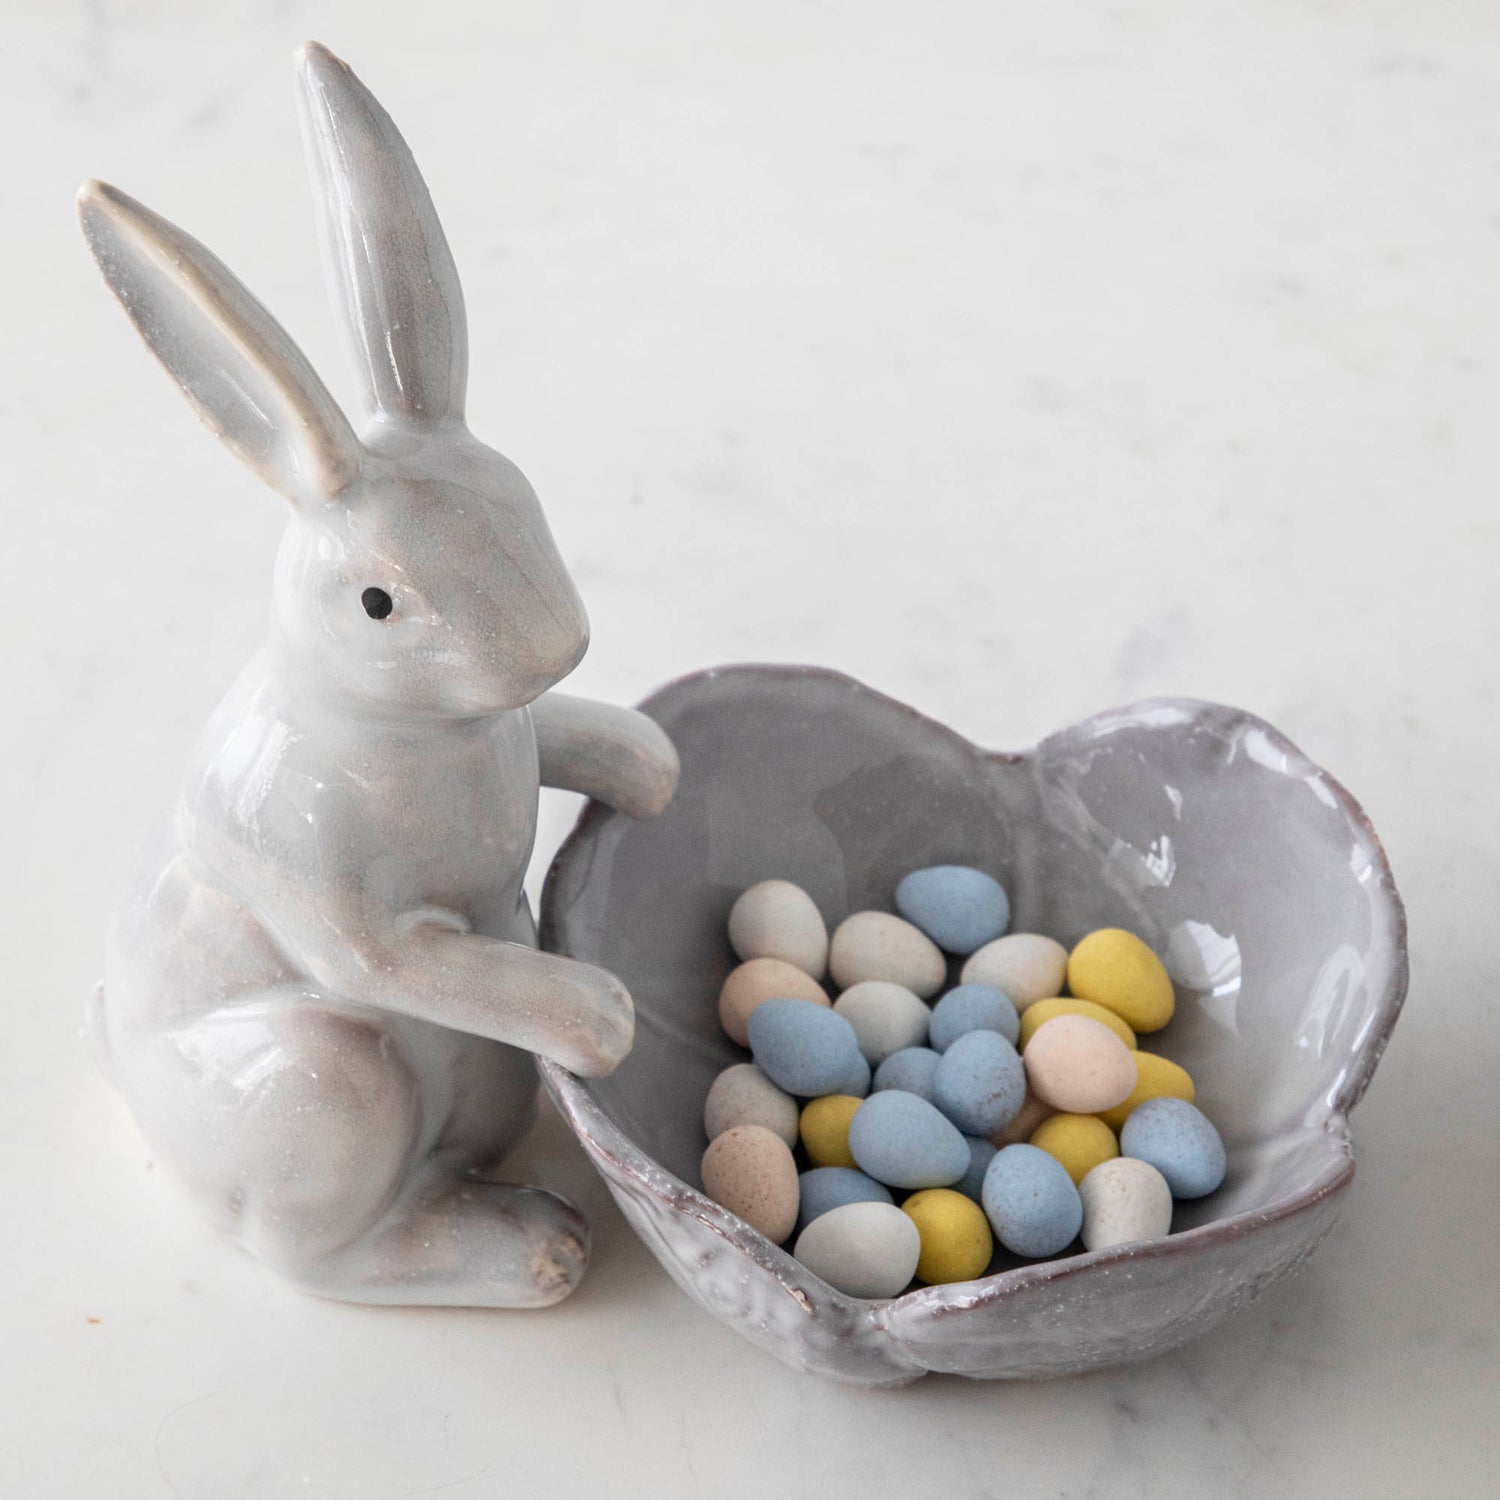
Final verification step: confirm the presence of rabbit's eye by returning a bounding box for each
[361,587,395,621]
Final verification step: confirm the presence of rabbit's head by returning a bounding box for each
[78,42,589,717]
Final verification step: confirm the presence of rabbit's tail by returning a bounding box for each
[84,981,115,1084]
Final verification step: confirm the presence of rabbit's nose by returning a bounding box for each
[562,621,590,675]
[516,627,588,704]
[532,595,589,678]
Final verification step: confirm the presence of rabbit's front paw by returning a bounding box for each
[619,719,680,819]
[630,741,679,819]
[550,961,635,1078]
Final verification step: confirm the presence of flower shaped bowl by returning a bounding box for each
[537,665,1407,1386]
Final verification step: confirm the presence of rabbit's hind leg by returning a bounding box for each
[133,988,589,1307]
[195,992,587,1307]
[147,988,426,1277]
[300,1171,591,1309]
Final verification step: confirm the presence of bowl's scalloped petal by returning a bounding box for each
[541,1055,923,1387]
[872,1129,1354,1377]
[1019,696,1408,1139]
[539,665,1407,1384]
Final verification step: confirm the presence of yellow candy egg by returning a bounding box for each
[1018,996,1136,1052]
[1095,1051,1196,1133]
[1067,928,1175,1033]
[799,1094,862,1169]
[1029,1113,1120,1186]
[901,1188,994,1285]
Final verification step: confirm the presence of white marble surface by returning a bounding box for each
[4,1,1496,1493]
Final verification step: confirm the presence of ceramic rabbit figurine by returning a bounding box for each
[78,42,678,1308]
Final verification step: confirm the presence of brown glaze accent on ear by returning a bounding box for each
[77,179,362,505]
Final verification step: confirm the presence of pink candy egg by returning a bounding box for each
[1023,1015,1136,1113]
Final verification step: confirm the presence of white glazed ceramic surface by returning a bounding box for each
[540,665,1408,1385]
[81,44,678,1308]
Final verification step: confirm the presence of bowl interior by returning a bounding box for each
[544,668,1406,1250]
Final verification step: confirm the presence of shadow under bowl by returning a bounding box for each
[538,665,1407,1386]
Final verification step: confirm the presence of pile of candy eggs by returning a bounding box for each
[699,870,1227,1300]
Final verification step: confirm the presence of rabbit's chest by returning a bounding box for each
[198,701,540,925]
[339,715,540,903]
[361,726,537,876]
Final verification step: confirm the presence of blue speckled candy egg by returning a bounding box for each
[928,983,1020,1051]
[747,999,864,1099]
[796,1166,894,1233]
[894,865,1010,955]
[847,1090,970,1189]
[872,1046,941,1103]
[839,1052,872,1099]
[1119,1097,1227,1199]
[932,1029,1027,1135]
[981,1143,1083,1257]
[957,1135,998,1202]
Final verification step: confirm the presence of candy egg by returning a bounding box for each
[902,1188,994,1284]
[1018,996,1136,1052]
[847,1090,970,1189]
[1119,1098,1227,1198]
[960,933,1069,1011]
[1096,1050,1196,1133]
[727,879,829,979]
[834,980,931,1064]
[800,1094,862,1168]
[828,912,946,999]
[717,957,829,1047]
[894,865,1009,955]
[932,1029,1027,1136]
[981,1143,1083,1258]
[872,1046,942,1103]
[747,999,864,1098]
[1029,1112,1120,1186]
[988,1087,1054,1146]
[1067,928,1175,1033]
[957,1135,998,1202]
[1024,1015,1136,1113]
[840,1052,873,1098]
[703,1063,799,1147]
[1079,1156,1173,1250]
[796,1166,894,1233]
[700,1125,800,1244]
[928,983,1020,1051]
[792,1200,921,1299]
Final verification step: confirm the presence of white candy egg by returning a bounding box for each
[829,911,946,999]
[703,1063,800,1147]
[1078,1156,1174,1251]
[728,880,829,979]
[833,981,931,1064]
[960,933,1069,1011]
[792,1200,922,1298]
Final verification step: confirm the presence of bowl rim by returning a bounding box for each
[538,662,1408,1325]
[541,1049,1356,1324]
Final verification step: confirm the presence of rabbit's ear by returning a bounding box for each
[296,41,467,428]
[77,180,363,505]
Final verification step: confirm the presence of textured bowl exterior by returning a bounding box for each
[539,665,1408,1385]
